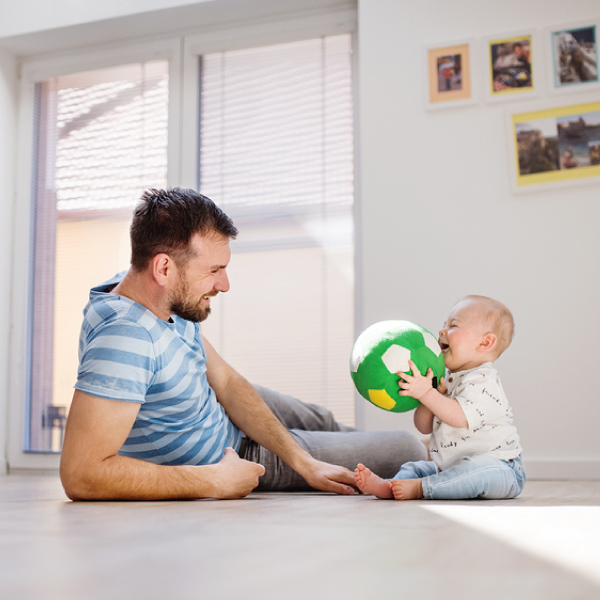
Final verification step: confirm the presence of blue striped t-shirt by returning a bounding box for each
[75,273,242,466]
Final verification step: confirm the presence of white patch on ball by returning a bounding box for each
[349,347,362,373]
[350,321,399,373]
[422,331,442,357]
[381,344,411,374]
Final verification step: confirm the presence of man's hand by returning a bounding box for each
[208,448,266,499]
[204,336,357,495]
[297,458,356,495]
[398,360,436,400]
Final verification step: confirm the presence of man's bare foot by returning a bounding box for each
[390,478,424,500]
[354,464,393,499]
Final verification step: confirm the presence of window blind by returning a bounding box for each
[198,35,355,425]
[27,60,169,451]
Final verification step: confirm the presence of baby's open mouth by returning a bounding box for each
[439,342,449,351]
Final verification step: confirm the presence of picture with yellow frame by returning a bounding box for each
[511,100,600,190]
[487,32,537,102]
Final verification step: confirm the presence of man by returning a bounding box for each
[60,188,426,500]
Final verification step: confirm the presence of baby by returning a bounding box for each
[355,295,525,500]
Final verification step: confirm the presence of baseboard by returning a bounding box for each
[524,458,600,481]
[3,457,599,480]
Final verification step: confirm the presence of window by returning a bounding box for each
[27,61,169,452]
[17,27,355,461]
[197,35,355,425]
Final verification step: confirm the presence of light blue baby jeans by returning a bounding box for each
[393,454,526,500]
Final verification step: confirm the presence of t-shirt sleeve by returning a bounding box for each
[75,320,156,403]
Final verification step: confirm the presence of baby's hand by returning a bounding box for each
[437,377,448,396]
[398,360,435,400]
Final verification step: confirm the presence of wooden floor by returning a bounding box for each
[2,473,600,600]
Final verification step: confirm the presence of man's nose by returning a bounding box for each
[216,270,230,292]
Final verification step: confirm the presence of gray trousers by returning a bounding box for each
[240,384,427,491]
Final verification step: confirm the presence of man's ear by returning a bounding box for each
[479,332,497,353]
[151,253,173,286]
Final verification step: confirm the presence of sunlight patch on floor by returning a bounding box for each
[424,505,600,586]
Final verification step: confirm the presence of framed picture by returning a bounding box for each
[508,100,600,192]
[425,41,476,109]
[486,32,539,102]
[546,22,599,95]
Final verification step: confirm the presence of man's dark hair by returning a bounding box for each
[130,188,238,271]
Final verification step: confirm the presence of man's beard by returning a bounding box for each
[169,276,216,323]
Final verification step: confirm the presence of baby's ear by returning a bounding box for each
[479,332,497,353]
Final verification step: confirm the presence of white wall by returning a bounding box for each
[0,0,210,38]
[357,0,600,478]
[0,0,347,56]
[0,0,598,478]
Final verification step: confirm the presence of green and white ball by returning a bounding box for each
[350,320,445,413]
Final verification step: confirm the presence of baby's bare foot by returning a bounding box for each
[354,464,393,499]
[390,478,424,501]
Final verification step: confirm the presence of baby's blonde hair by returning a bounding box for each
[459,295,514,358]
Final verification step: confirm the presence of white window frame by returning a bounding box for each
[8,39,182,471]
[179,8,358,188]
[7,4,359,471]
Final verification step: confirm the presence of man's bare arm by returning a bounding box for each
[59,390,264,501]
[203,336,356,495]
